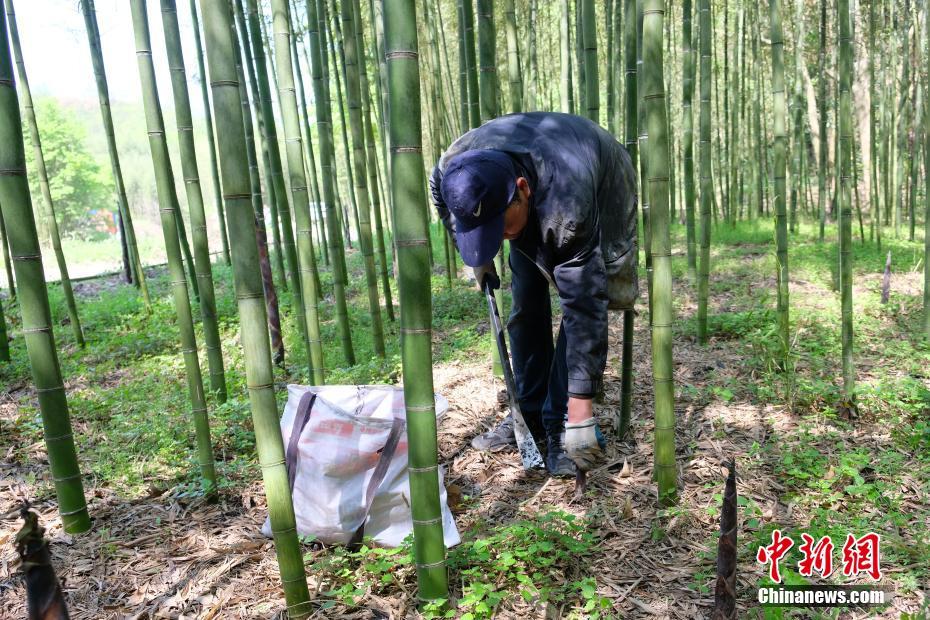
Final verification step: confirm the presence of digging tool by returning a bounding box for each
[484,278,545,470]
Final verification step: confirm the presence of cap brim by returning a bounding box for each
[455,211,505,267]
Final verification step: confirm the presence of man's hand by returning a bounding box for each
[473,262,500,292]
[565,397,604,471]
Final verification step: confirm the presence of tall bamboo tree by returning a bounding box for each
[924,0,930,340]
[476,0,497,123]
[307,0,355,365]
[161,0,227,401]
[0,291,8,361]
[268,0,327,380]
[384,0,448,600]
[504,0,522,112]
[79,0,150,308]
[289,23,328,271]
[232,0,286,366]
[188,0,230,265]
[197,0,312,612]
[696,0,712,344]
[837,0,855,399]
[353,0,394,320]
[5,0,84,347]
[246,0,304,316]
[682,0,696,281]
[0,215,13,299]
[643,0,676,503]
[560,0,573,114]
[770,0,789,367]
[581,0,598,123]
[340,0,386,358]
[130,0,217,496]
[618,0,638,438]
[817,0,827,240]
[461,0,480,127]
[0,4,90,533]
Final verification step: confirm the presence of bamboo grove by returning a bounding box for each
[0,0,929,612]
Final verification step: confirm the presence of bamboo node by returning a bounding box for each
[385,51,417,60]
[261,459,286,470]
[407,465,438,473]
[44,431,73,442]
[416,559,447,570]
[413,517,442,526]
[36,386,65,394]
[58,506,89,517]
[21,326,51,333]
[0,167,26,176]
[246,381,274,390]
[210,80,239,87]
[52,473,82,483]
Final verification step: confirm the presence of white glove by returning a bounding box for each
[473,262,500,292]
[565,418,604,471]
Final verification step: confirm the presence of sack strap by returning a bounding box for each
[286,391,317,491]
[347,417,405,549]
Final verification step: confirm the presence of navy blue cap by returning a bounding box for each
[440,150,518,267]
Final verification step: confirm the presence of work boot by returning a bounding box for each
[545,432,577,477]
[471,414,517,452]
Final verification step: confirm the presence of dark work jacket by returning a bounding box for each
[429,112,639,399]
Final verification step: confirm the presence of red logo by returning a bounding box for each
[757,529,794,584]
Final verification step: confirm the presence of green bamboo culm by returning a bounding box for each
[0,214,13,298]
[503,0,522,112]
[642,0,676,505]
[246,0,303,310]
[340,0,386,358]
[269,0,327,381]
[289,21,328,273]
[197,0,312,615]
[0,290,8,361]
[161,0,227,402]
[618,0,638,439]
[130,0,217,497]
[581,0,598,124]
[770,0,789,368]
[0,4,90,533]
[475,0,504,378]
[696,0,712,345]
[241,2,287,295]
[306,0,355,366]
[352,0,394,321]
[559,0,573,114]
[924,0,930,340]
[384,0,449,602]
[461,0,480,128]
[817,0,827,241]
[476,0,497,124]
[5,0,84,347]
[78,0,149,308]
[189,0,231,265]
[232,0,287,367]
[837,0,855,399]
[682,0,696,282]
[326,0,362,256]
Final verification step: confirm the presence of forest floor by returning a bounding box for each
[1,221,929,619]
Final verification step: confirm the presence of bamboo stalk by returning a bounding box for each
[0,4,90,533]
[188,0,231,266]
[196,0,311,613]
[384,0,449,599]
[161,0,227,402]
[79,0,150,308]
[130,0,217,497]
